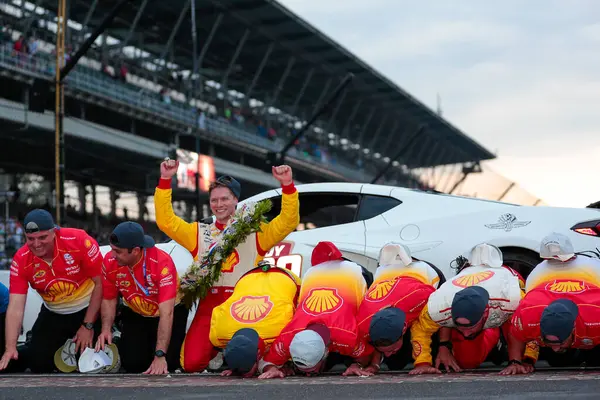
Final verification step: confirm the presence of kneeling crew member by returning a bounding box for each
[0,209,103,373]
[344,243,445,376]
[96,222,188,374]
[210,261,300,377]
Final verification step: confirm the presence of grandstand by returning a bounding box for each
[1,0,542,263]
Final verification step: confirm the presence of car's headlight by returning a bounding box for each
[571,220,600,236]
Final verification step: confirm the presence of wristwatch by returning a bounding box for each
[439,341,453,350]
[155,350,167,358]
[82,322,94,330]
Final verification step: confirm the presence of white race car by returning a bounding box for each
[3,182,600,344]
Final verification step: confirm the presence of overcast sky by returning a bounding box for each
[278,0,600,208]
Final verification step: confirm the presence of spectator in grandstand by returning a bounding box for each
[207,260,300,377]
[409,244,537,376]
[509,233,600,368]
[0,209,103,373]
[154,158,299,373]
[95,221,188,374]
[258,242,367,379]
[343,243,445,376]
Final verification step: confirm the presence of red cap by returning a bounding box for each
[311,241,343,266]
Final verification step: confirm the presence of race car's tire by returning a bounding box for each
[500,248,541,280]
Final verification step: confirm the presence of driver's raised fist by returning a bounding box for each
[160,158,179,179]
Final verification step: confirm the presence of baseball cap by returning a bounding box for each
[451,286,490,326]
[468,243,503,269]
[540,233,575,262]
[223,328,260,372]
[378,243,412,267]
[369,307,406,345]
[214,175,241,199]
[109,221,155,249]
[23,209,57,234]
[289,324,330,370]
[311,241,343,266]
[540,299,578,343]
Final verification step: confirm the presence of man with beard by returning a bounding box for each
[155,158,299,373]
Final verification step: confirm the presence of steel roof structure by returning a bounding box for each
[33,0,495,169]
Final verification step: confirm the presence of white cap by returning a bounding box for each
[289,329,326,370]
[379,242,412,267]
[78,347,111,374]
[540,232,575,261]
[468,243,503,269]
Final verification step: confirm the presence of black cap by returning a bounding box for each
[214,175,241,199]
[223,328,259,372]
[451,286,490,326]
[369,307,406,344]
[540,299,578,342]
[23,209,56,233]
[109,221,155,249]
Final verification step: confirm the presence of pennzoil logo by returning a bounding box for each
[545,280,588,294]
[221,250,240,273]
[452,271,495,288]
[230,295,274,323]
[33,270,46,279]
[366,277,400,302]
[302,288,343,316]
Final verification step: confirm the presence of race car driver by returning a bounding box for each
[95,221,189,374]
[509,233,600,367]
[155,158,299,373]
[343,242,446,376]
[409,243,536,375]
[0,209,103,373]
[257,241,367,379]
[209,260,301,377]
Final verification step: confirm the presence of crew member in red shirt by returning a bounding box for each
[95,222,188,374]
[257,242,367,379]
[510,233,600,367]
[0,209,103,373]
[344,243,445,376]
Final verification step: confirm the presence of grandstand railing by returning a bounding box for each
[0,47,377,183]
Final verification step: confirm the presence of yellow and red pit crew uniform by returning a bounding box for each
[259,247,367,372]
[510,256,600,356]
[9,228,102,372]
[353,260,442,360]
[154,178,299,372]
[209,266,300,356]
[102,246,188,372]
[411,265,537,369]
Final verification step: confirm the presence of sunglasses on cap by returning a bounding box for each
[216,175,233,184]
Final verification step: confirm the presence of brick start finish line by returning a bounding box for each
[0,371,599,388]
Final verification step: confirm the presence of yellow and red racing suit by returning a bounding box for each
[154,178,299,372]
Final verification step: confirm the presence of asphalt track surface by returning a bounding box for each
[1,368,600,399]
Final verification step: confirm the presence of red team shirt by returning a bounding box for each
[102,246,179,317]
[510,288,600,349]
[10,228,102,314]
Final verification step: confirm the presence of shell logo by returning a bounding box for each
[452,271,495,288]
[127,294,159,316]
[366,277,400,302]
[160,267,169,276]
[84,239,92,249]
[44,279,77,301]
[545,280,588,294]
[302,288,343,316]
[230,295,274,323]
[221,250,240,273]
